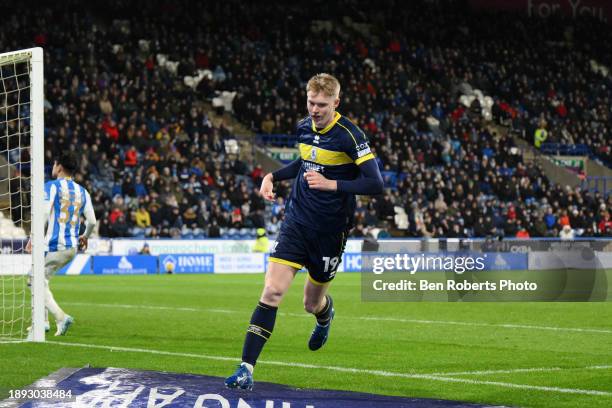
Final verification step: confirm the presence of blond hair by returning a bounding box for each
[306,73,340,98]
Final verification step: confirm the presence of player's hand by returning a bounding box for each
[260,173,275,201]
[78,236,88,252]
[25,239,32,254]
[304,170,337,191]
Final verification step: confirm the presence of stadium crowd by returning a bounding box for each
[2,0,610,238]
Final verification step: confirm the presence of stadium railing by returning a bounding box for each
[581,176,611,197]
[541,142,611,168]
[540,143,590,156]
[255,134,297,148]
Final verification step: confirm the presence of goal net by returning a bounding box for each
[0,48,45,342]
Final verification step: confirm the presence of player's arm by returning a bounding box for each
[338,159,383,194]
[304,159,383,195]
[43,182,55,226]
[27,183,56,253]
[305,123,383,195]
[79,190,97,251]
[271,158,302,181]
[260,158,302,201]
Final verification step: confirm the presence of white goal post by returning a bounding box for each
[0,47,45,342]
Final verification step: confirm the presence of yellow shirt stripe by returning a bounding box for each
[355,152,375,165]
[299,143,353,166]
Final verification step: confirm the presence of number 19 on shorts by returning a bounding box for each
[322,256,340,275]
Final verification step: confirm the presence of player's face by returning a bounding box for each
[307,91,339,129]
[52,161,59,178]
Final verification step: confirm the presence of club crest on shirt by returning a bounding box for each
[311,147,317,161]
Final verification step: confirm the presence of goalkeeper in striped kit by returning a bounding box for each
[27,151,97,336]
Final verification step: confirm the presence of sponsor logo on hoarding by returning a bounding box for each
[159,254,214,273]
[93,256,157,275]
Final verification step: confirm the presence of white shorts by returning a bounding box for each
[45,248,76,278]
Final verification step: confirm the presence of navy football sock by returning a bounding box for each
[242,301,278,366]
[314,295,333,325]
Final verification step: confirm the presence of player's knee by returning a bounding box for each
[303,297,322,314]
[261,284,284,305]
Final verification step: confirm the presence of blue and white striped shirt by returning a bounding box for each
[44,178,96,252]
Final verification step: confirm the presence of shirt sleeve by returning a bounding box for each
[336,159,384,195]
[44,182,56,225]
[343,123,375,165]
[83,190,97,224]
[272,158,302,181]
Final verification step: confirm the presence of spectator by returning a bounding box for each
[599,212,612,236]
[260,114,275,134]
[111,215,129,237]
[534,121,548,149]
[109,207,125,225]
[252,228,269,252]
[271,197,285,218]
[208,219,221,238]
[135,205,151,229]
[516,227,530,239]
[124,147,138,167]
[559,225,575,240]
[7,0,606,239]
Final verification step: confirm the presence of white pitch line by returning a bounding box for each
[0,339,26,344]
[64,302,238,314]
[47,341,612,397]
[63,301,612,335]
[499,323,612,334]
[432,365,612,377]
[359,317,612,335]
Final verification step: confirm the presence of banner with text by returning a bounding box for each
[159,254,215,274]
[361,241,611,302]
[469,0,611,23]
[92,256,158,275]
[112,239,363,256]
[9,367,492,408]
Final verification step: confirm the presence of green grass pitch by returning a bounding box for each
[1,273,611,407]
